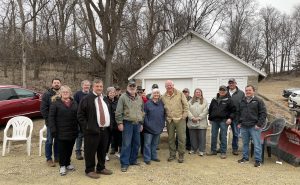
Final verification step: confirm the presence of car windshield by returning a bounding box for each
[14,88,35,98]
[0,88,18,101]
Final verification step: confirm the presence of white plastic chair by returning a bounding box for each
[39,125,47,156]
[227,125,231,146]
[2,116,33,156]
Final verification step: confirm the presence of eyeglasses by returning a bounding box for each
[129,85,136,87]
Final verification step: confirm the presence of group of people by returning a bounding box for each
[180,79,266,168]
[40,78,122,178]
[40,77,267,179]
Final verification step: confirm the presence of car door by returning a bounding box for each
[0,88,20,124]
[13,88,41,117]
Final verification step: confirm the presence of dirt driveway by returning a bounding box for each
[1,76,300,185]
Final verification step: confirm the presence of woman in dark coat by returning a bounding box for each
[143,88,165,164]
[105,87,121,159]
[48,85,79,176]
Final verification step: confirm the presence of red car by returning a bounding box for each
[0,85,42,125]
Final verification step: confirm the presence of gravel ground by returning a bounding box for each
[1,77,300,185]
[0,118,300,185]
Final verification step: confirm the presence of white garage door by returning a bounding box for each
[195,77,247,103]
[144,79,193,95]
[144,77,247,103]
[195,78,219,103]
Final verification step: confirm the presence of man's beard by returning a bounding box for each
[53,86,60,90]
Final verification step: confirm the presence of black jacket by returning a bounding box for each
[40,88,57,125]
[105,96,118,130]
[238,96,267,127]
[208,94,236,122]
[48,98,79,140]
[77,92,111,135]
[227,87,245,112]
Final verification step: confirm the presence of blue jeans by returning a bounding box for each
[241,126,262,162]
[120,121,141,168]
[143,133,160,162]
[231,120,240,151]
[75,129,84,154]
[45,126,58,161]
[211,120,228,154]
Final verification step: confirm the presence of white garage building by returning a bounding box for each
[129,31,266,103]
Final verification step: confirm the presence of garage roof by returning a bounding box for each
[129,30,266,80]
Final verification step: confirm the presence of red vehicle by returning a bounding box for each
[275,108,300,166]
[0,85,42,125]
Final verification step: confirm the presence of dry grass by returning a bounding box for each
[1,76,300,185]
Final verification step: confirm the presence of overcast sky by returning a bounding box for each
[257,0,299,14]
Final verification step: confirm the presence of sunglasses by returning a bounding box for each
[129,84,136,87]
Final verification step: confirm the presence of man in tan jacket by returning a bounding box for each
[161,80,189,163]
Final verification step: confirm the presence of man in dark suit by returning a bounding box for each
[77,79,113,179]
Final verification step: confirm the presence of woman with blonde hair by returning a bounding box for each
[187,88,208,156]
[48,85,79,176]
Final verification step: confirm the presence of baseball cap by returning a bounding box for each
[128,79,136,86]
[152,84,159,89]
[137,86,145,92]
[228,78,236,83]
[219,85,227,91]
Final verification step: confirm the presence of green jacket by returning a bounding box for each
[161,88,189,123]
[115,92,144,124]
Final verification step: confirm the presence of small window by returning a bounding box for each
[14,88,35,98]
[0,88,18,101]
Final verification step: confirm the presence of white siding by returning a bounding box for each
[134,36,258,79]
[144,79,192,95]
[195,77,247,103]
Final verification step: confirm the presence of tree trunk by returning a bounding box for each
[32,0,39,79]
[17,0,27,88]
[34,67,40,79]
[4,64,8,78]
[21,34,27,87]
[105,54,113,87]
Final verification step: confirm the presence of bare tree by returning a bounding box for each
[223,0,257,57]
[79,0,127,86]
[164,0,228,43]
[16,0,48,87]
[56,0,78,47]
[259,6,281,74]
